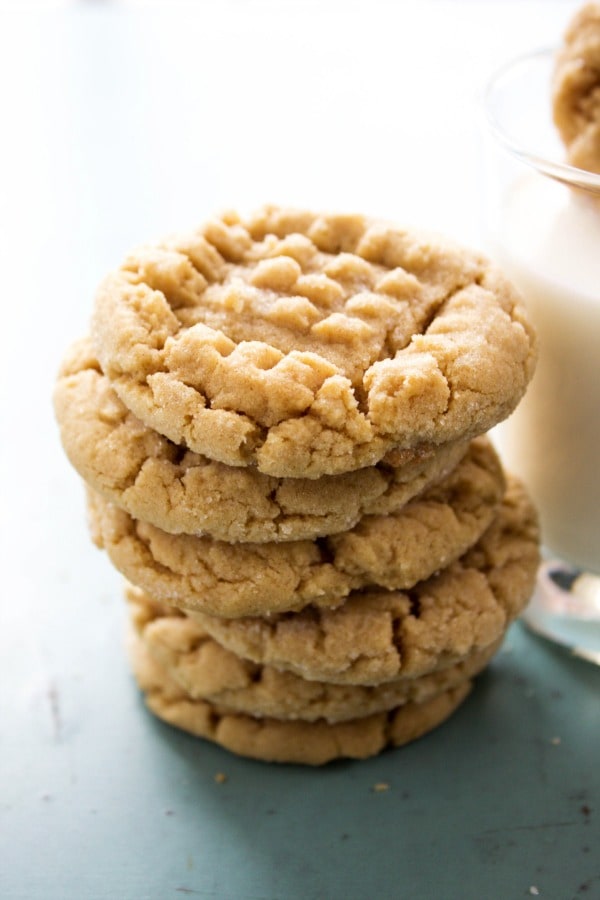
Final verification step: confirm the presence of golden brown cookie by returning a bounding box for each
[553,3,600,175]
[55,339,468,543]
[128,588,500,723]
[129,638,472,765]
[186,478,540,685]
[91,207,536,478]
[87,437,504,618]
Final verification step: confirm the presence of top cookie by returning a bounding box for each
[91,206,536,478]
[553,3,600,175]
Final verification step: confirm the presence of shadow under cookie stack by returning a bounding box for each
[54,207,540,765]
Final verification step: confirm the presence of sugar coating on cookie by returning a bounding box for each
[129,639,472,765]
[187,478,540,685]
[128,589,500,723]
[54,338,468,543]
[91,207,536,478]
[88,436,504,618]
[553,3,600,174]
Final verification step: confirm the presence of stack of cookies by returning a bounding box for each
[54,206,540,765]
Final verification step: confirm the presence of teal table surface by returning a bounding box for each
[2,600,599,900]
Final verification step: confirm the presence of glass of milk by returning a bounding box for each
[483,48,600,663]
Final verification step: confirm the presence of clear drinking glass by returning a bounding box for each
[482,49,600,664]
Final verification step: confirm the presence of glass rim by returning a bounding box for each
[483,46,600,195]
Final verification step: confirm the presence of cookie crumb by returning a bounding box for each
[529,887,540,896]
[372,782,390,793]
[550,736,561,745]
[214,772,228,784]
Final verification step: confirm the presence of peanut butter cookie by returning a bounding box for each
[91,207,536,477]
[553,4,600,175]
[186,478,539,685]
[129,638,472,765]
[128,587,499,724]
[55,339,467,543]
[88,437,504,618]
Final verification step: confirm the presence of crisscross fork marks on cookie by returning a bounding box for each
[91,207,537,477]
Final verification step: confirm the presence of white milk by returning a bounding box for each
[491,173,600,574]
